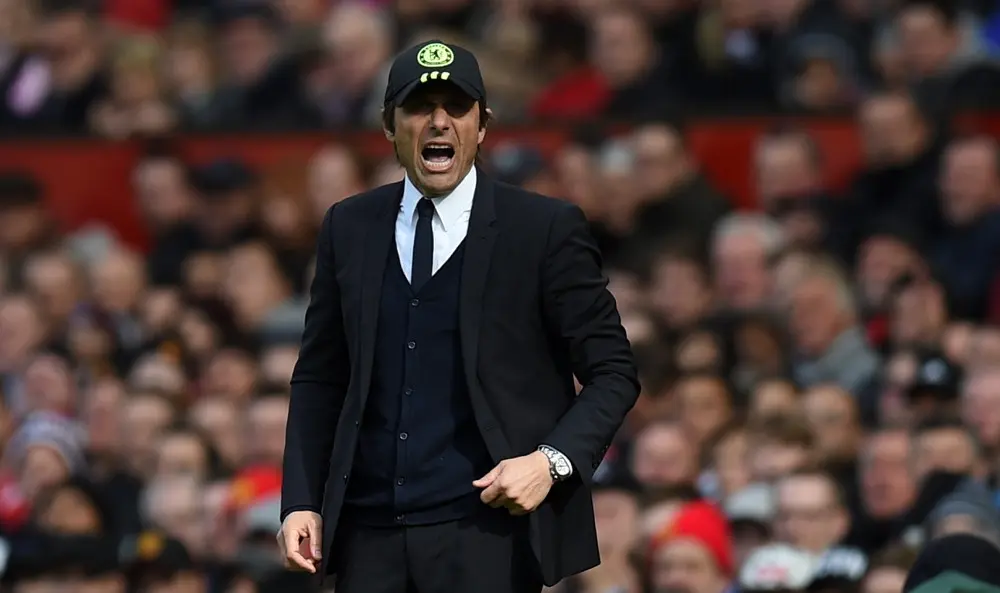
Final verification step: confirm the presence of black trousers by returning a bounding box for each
[330,507,544,593]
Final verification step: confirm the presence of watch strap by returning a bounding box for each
[538,445,573,481]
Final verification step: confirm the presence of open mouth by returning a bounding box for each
[420,143,456,172]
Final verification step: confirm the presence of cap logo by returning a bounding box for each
[417,43,454,68]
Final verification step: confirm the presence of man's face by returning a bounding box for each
[962,371,1000,450]
[789,276,845,357]
[913,427,977,482]
[749,380,798,420]
[220,17,275,85]
[649,258,711,330]
[189,398,243,469]
[0,296,45,372]
[120,396,174,477]
[940,140,1000,226]
[133,158,194,227]
[860,431,915,519]
[389,84,485,197]
[156,433,208,480]
[590,11,652,88]
[632,424,698,489]
[898,6,957,78]
[775,475,846,554]
[25,254,80,323]
[593,490,639,556]
[712,431,750,497]
[245,397,289,466]
[90,249,145,314]
[651,540,727,593]
[676,376,731,445]
[632,125,688,200]
[755,137,819,209]
[802,386,858,461]
[859,96,922,166]
[713,233,771,311]
[856,236,918,309]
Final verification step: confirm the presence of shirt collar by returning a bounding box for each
[401,166,477,231]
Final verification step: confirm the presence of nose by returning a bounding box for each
[429,105,450,131]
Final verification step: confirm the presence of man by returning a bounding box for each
[774,470,851,556]
[278,40,639,593]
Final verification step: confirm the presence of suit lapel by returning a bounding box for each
[459,172,498,393]
[356,183,403,411]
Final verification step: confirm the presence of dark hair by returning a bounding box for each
[900,0,959,27]
[161,421,225,479]
[912,414,970,437]
[644,237,712,285]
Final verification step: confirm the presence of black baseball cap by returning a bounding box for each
[908,352,961,400]
[384,40,486,106]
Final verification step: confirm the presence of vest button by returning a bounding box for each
[410,299,420,307]
[407,341,416,350]
[399,432,408,440]
[404,388,413,396]
[343,474,349,481]
[396,477,406,486]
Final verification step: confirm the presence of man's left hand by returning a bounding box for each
[473,451,553,515]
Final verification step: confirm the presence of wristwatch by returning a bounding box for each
[538,445,573,482]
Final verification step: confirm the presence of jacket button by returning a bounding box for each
[343,474,349,481]
[354,420,359,427]
[407,341,416,349]
[399,432,408,440]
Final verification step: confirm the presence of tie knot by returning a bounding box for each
[417,198,435,219]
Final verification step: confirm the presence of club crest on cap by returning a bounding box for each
[417,43,454,68]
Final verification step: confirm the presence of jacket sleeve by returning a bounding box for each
[281,204,350,519]
[538,202,640,486]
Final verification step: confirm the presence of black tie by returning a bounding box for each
[412,198,434,290]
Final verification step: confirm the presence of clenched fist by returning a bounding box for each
[473,451,554,515]
[277,510,323,573]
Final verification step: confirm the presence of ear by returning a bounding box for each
[384,128,394,141]
[478,107,493,145]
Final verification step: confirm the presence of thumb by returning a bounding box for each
[473,462,503,488]
[308,520,322,559]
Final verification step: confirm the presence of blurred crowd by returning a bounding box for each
[2,0,1000,593]
[3,0,1000,136]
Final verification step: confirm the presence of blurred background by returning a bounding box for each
[2,0,1000,592]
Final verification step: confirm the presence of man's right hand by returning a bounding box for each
[277,511,323,573]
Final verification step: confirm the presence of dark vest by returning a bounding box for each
[344,240,493,526]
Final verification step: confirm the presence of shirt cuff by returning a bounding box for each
[539,444,574,477]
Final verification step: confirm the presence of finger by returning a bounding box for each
[307,522,322,560]
[287,550,317,573]
[490,492,510,509]
[480,481,502,504]
[473,464,503,488]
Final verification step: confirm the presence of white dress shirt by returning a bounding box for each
[396,167,476,282]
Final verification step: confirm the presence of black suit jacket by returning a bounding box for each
[280,171,640,585]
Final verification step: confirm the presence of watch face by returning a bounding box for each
[554,458,571,477]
